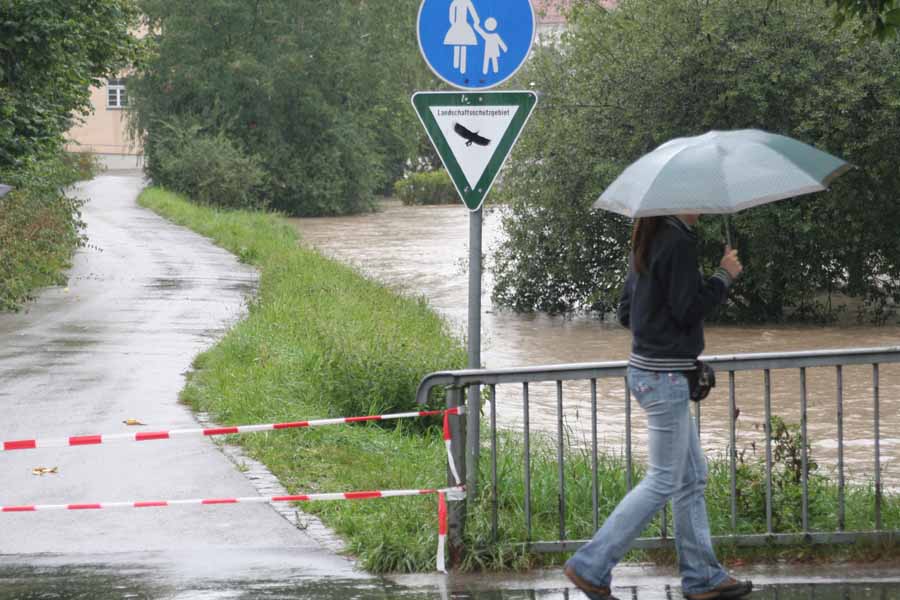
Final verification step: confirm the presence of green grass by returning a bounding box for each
[140,186,900,573]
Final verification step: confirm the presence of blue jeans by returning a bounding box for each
[566,367,728,595]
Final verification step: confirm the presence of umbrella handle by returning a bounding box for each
[723,216,733,248]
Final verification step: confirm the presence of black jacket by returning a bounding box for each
[617,217,732,371]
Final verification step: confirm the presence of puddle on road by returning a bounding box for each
[148,278,190,291]
[0,564,897,600]
[45,336,102,351]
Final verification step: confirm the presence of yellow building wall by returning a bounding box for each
[65,82,139,156]
[66,25,147,162]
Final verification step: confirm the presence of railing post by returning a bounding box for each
[446,384,467,566]
[466,383,480,503]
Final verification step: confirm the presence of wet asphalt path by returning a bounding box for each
[0,557,897,599]
[0,173,357,577]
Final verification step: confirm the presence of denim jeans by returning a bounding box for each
[565,367,728,595]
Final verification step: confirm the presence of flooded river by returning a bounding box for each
[289,201,900,487]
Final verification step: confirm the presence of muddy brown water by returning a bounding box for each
[289,201,900,488]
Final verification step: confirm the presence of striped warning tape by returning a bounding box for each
[1,407,464,452]
[1,407,468,570]
[437,491,449,572]
[443,409,462,486]
[0,485,466,572]
[0,486,466,513]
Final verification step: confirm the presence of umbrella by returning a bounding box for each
[593,129,851,238]
[0,184,11,198]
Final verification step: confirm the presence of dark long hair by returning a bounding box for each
[631,216,664,273]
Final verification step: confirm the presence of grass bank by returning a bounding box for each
[140,187,899,573]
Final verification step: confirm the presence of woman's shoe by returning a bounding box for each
[564,565,620,600]
[685,577,753,600]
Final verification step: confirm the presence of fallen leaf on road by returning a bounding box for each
[123,419,146,426]
[32,467,58,476]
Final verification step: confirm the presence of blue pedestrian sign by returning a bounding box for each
[417,0,535,90]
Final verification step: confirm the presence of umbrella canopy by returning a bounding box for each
[0,184,11,198]
[593,129,851,218]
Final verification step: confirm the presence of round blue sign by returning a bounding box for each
[417,0,535,91]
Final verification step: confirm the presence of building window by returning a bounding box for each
[108,78,128,108]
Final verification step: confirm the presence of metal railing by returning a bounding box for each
[416,346,900,558]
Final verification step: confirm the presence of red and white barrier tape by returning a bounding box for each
[1,407,464,452]
[0,486,465,513]
[2,406,468,570]
[437,492,449,573]
[443,410,462,486]
[0,485,466,573]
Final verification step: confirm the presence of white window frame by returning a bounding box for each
[107,78,128,109]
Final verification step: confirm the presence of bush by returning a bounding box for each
[394,170,457,206]
[0,156,87,311]
[61,151,104,182]
[148,119,267,210]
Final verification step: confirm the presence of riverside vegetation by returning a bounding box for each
[141,187,899,573]
[0,153,99,310]
[495,0,900,323]
[394,170,457,206]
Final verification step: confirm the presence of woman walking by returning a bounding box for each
[564,214,752,600]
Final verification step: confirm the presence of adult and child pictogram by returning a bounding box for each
[418,0,535,90]
[443,0,508,76]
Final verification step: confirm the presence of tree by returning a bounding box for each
[0,0,141,172]
[494,0,900,323]
[820,0,900,40]
[131,0,432,216]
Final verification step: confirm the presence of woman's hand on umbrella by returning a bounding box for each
[721,246,743,280]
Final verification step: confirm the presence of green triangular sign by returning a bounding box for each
[412,91,537,211]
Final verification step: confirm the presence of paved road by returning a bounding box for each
[0,173,357,577]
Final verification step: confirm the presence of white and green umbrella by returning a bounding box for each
[593,129,851,219]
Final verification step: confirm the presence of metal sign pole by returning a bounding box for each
[415,0,537,525]
[466,208,482,496]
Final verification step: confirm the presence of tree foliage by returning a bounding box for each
[131,0,431,216]
[0,0,141,172]
[494,0,900,323]
[820,0,900,40]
